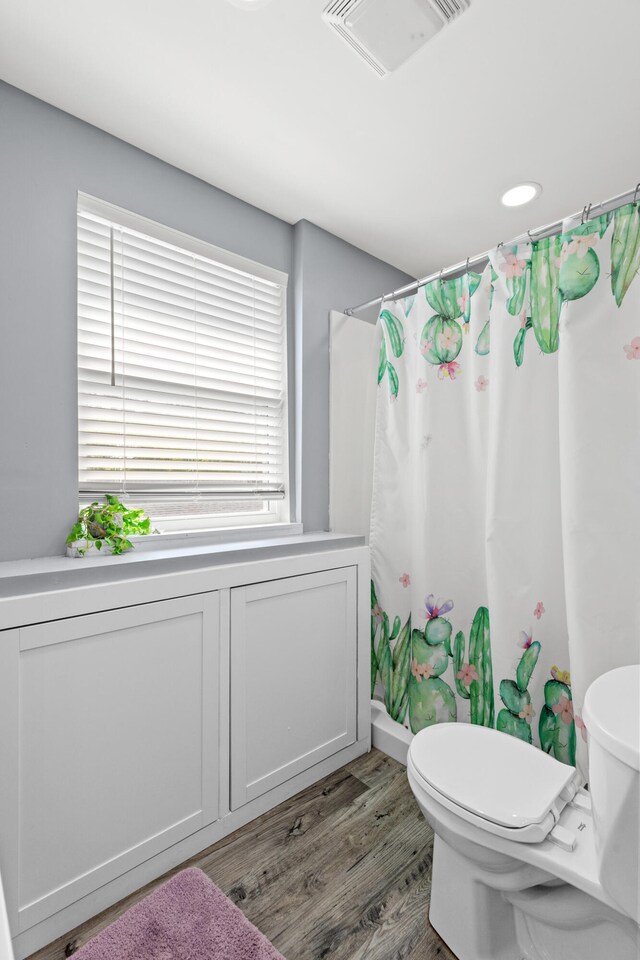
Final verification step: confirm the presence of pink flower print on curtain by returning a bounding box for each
[552,695,574,725]
[456,662,479,689]
[457,291,469,316]
[438,361,461,380]
[623,336,640,359]
[501,252,527,279]
[575,716,588,742]
[519,703,535,723]
[411,659,435,683]
[519,630,533,649]
[424,595,454,620]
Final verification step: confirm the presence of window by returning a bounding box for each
[77,195,289,531]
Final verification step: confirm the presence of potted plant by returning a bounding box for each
[66,495,157,557]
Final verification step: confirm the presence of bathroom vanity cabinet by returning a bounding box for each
[230,567,358,809]
[0,534,370,959]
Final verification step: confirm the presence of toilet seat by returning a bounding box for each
[408,723,582,844]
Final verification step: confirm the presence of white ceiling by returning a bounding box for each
[1,0,639,278]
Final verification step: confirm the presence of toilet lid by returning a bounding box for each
[583,665,640,772]
[409,723,576,830]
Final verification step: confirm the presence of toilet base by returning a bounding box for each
[429,835,640,960]
[429,836,519,960]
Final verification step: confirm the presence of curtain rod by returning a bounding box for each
[344,182,640,316]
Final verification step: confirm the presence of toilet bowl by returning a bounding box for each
[407,664,640,960]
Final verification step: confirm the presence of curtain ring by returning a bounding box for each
[633,183,640,205]
[465,257,470,274]
[527,230,534,244]
[439,268,444,286]
[581,203,592,225]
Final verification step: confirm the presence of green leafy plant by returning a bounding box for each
[66,494,156,556]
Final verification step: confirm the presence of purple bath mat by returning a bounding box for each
[73,868,286,960]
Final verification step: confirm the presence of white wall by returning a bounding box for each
[293,222,412,533]
[0,82,413,561]
[329,311,380,538]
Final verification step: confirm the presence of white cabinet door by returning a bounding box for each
[17,593,219,931]
[230,567,357,809]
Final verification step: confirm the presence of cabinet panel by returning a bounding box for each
[17,593,219,929]
[231,567,357,809]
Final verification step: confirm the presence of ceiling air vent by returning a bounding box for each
[322,0,471,77]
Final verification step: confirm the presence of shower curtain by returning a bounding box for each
[370,203,640,770]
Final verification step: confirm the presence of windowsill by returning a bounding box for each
[125,521,304,552]
[0,530,366,598]
[0,522,304,579]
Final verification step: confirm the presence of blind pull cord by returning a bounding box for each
[109,225,116,387]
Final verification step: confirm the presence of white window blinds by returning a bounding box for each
[77,196,288,507]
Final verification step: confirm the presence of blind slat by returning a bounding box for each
[78,204,288,501]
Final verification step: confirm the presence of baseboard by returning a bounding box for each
[13,736,370,960]
[371,700,413,765]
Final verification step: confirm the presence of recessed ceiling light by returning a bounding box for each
[501,182,542,207]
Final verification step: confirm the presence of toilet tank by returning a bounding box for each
[583,665,640,923]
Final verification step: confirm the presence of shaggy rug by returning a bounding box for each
[73,868,286,960]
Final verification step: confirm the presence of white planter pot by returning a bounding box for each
[66,540,114,559]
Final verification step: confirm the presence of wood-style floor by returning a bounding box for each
[28,749,457,960]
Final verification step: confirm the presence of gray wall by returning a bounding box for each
[0,81,412,561]
[293,221,412,532]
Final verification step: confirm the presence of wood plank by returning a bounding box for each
[26,751,457,960]
[26,763,368,960]
[343,746,406,790]
[235,774,423,932]
[259,776,435,955]
[188,763,371,896]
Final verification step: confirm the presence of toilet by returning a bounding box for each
[407,664,640,960]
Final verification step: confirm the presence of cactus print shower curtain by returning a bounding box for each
[370,203,640,771]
